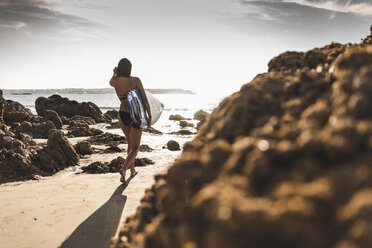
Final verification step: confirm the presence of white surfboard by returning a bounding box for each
[145,90,164,125]
[127,89,164,128]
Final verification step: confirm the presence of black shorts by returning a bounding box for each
[119,111,140,128]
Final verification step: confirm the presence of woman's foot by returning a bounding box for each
[119,168,126,183]
[130,169,138,177]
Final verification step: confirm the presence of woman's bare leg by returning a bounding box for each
[121,127,142,180]
[119,118,132,182]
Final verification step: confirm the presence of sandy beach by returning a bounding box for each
[0,134,186,248]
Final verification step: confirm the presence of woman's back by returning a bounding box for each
[110,76,140,112]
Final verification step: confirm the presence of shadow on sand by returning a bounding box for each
[59,178,133,248]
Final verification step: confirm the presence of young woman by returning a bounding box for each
[110,58,152,183]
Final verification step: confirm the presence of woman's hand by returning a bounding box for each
[113,67,118,77]
[148,115,152,128]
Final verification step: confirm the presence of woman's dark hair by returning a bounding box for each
[117,58,132,77]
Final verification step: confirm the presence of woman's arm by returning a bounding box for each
[109,67,118,86]
[136,78,152,125]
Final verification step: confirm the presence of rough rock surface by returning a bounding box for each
[102,145,123,154]
[14,121,56,139]
[105,109,119,119]
[45,110,62,129]
[0,128,42,180]
[179,120,194,128]
[0,90,4,124]
[81,156,154,174]
[1,130,78,180]
[143,127,163,135]
[35,94,108,123]
[169,130,194,135]
[169,114,190,121]
[87,132,126,145]
[32,131,79,174]
[74,141,93,155]
[113,30,372,248]
[166,140,180,151]
[139,144,153,152]
[3,99,33,123]
[194,109,210,130]
[67,126,103,137]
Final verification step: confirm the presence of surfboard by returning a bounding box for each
[126,89,164,128]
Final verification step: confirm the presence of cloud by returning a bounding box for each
[241,0,372,16]
[0,0,103,40]
[216,0,371,47]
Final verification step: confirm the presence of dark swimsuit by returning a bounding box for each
[119,93,140,129]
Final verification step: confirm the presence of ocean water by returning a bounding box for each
[2,89,225,134]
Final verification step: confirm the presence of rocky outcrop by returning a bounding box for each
[169,130,194,135]
[45,110,62,129]
[179,120,194,128]
[87,132,126,145]
[35,94,108,123]
[194,109,210,130]
[0,129,42,180]
[143,127,163,135]
[0,129,78,180]
[14,121,56,139]
[81,156,154,174]
[32,131,79,173]
[113,30,372,248]
[3,99,33,123]
[67,126,103,137]
[105,109,119,119]
[169,114,190,121]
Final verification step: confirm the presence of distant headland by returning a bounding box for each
[3,88,196,95]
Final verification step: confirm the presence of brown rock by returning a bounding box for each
[35,94,107,123]
[3,99,33,123]
[32,131,79,173]
[179,120,194,128]
[144,127,163,135]
[14,121,56,139]
[81,156,154,174]
[74,141,93,155]
[105,109,119,119]
[169,114,190,121]
[87,132,126,145]
[167,140,180,151]
[112,30,372,248]
[45,110,62,129]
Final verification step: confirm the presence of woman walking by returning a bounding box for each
[110,58,151,183]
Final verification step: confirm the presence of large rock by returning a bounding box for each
[32,131,79,173]
[113,31,372,248]
[35,94,108,123]
[14,121,56,139]
[3,99,33,123]
[0,129,43,180]
[45,110,62,129]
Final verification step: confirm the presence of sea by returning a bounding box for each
[2,88,225,135]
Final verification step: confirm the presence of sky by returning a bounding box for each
[0,0,371,96]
